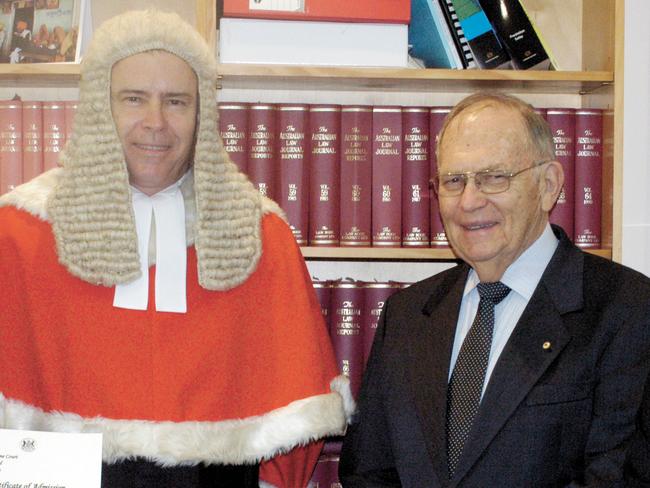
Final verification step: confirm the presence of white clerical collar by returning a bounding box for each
[113,172,190,313]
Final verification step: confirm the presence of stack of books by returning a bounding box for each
[409,0,555,69]
[217,102,604,250]
[218,0,410,67]
[0,98,77,195]
[308,278,408,487]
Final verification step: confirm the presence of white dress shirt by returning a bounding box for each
[448,224,559,398]
[113,172,190,313]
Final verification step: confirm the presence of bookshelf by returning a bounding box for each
[203,0,621,263]
[301,246,612,262]
[0,0,622,264]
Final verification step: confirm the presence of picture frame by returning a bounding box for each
[0,0,88,64]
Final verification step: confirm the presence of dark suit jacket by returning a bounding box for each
[625,371,650,487]
[340,226,650,487]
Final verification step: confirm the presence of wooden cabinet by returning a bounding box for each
[0,0,623,262]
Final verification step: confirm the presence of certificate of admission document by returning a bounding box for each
[0,428,102,487]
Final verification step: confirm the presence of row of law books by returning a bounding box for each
[219,0,411,67]
[218,102,604,249]
[410,0,555,70]
[308,278,408,487]
[0,98,76,195]
[313,279,408,399]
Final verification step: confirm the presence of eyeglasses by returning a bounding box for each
[432,160,552,197]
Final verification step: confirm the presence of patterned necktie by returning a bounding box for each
[446,281,511,478]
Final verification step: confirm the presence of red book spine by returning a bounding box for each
[223,0,411,24]
[574,109,602,248]
[309,105,341,246]
[0,100,23,195]
[547,108,575,240]
[42,102,66,171]
[330,280,364,399]
[429,107,451,248]
[308,454,341,488]
[22,101,43,184]
[321,439,343,456]
[402,107,430,246]
[218,102,249,174]
[248,104,277,200]
[362,282,401,366]
[64,100,78,144]
[312,280,332,334]
[372,106,402,246]
[278,104,309,245]
[340,106,372,246]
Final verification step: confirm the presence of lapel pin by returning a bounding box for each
[542,341,552,351]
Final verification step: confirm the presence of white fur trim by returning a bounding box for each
[0,379,350,466]
[330,375,356,423]
[259,482,278,488]
[0,168,62,221]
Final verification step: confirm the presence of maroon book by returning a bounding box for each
[321,439,343,456]
[402,107,430,246]
[42,101,66,171]
[330,279,364,399]
[340,106,372,246]
[0,99,23,195]
[372,106,402,246]
[218,102,249,174]
[312,279,332,334]
[534,107,547,120]
[547,108,575,241]
[574,109,602,248]
[362,281,401,366]
[308,454,340,488]
[22,101,43,184]
[309,105,341,246]
[248,103,277,200]
[278,104,310,245]
[429,107,451,248]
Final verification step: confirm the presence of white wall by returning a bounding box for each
[622,0,650,275]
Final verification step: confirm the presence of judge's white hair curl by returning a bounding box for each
[47,9,263,291]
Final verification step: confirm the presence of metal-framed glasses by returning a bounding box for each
[432,160,552,197]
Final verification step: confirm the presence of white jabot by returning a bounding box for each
[113,174,188,313]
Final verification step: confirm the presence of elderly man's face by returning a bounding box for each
[437,104,557,281]
[110,50,198,196]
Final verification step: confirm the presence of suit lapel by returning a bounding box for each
[451,229,584,484]
[407,264,468,484]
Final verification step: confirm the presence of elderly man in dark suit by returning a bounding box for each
[339,92,650,487]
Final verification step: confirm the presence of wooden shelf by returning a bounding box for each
[217,64,613,94]
[0,63,613,95]
[0,63,80,85]
[301,246,612,261]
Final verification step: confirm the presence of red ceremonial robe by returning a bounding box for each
[0,171,352,488]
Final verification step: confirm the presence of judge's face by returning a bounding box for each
[437,103,561,281]
[110,50,198,196]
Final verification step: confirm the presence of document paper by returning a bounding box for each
[0,428,102,487]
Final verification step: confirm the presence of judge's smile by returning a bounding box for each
[134,143,171,152]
